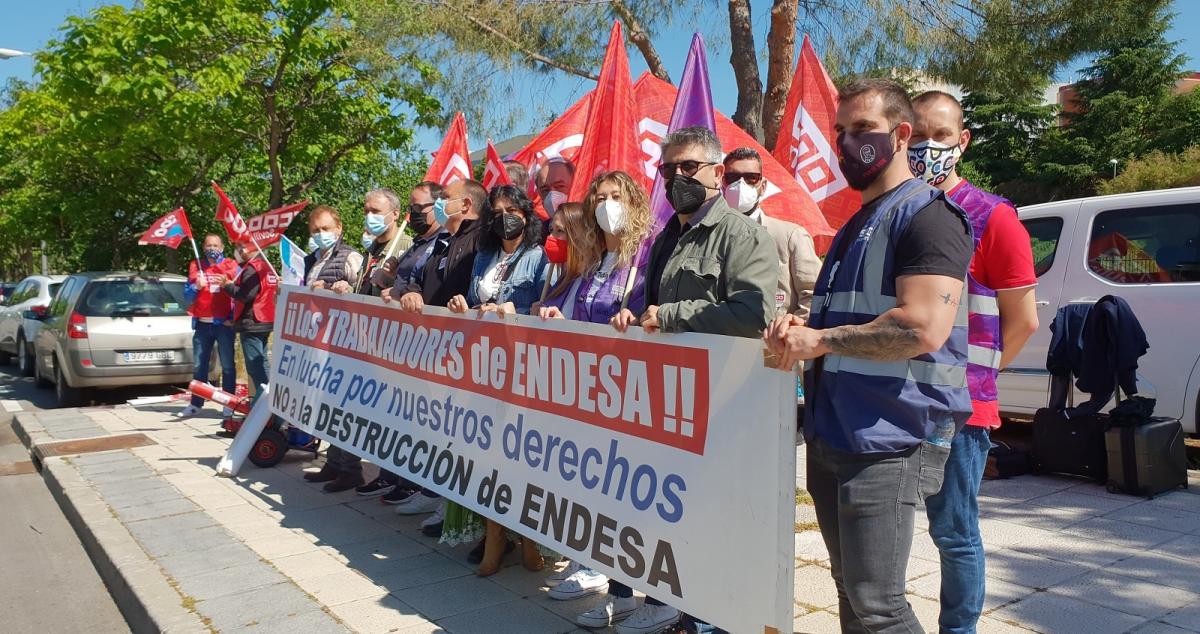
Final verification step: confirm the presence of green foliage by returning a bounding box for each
[1096,146,1200,195]
[0,0,440,278]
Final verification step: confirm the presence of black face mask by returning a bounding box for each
[666,174,711,215]
[492,212,525,241]
[409,211,432,236]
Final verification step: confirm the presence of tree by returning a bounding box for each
[0,0,439,274]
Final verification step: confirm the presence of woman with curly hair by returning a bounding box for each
[539,171,650,323]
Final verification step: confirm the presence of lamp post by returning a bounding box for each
[0,48,31,59]
[1109,158,1119,179]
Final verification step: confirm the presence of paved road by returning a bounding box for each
[0,362,132,633]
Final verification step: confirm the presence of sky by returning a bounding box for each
[4,1,1200,153]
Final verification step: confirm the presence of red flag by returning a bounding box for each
[423,112,473,185]
[568,21,647,201]
[138,208,192,249]
[212,182,248,244]
[480,140,513,190]
[632,74,834,251]
[243,201,309,248]
[510,92,592,215]
[772,35,861,247]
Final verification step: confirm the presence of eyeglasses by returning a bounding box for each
[408,202,434,216]
[657,160,716,179]
[723,171,763,186]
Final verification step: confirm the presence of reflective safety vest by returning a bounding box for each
[948,180,1007,404]
[805,178,973,453]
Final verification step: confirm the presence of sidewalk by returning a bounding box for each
[11,403,1200,634]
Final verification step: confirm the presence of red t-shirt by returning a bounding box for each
[949,181,1038,428]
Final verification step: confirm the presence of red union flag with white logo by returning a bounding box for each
[423,112,473,186]
[243,201,309,248]
[138,207,192,249]
[480,140,512,190]
[212,182,249,243]
[773,35,861,241]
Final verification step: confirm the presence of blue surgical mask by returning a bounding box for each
[365,213,390,236]
[432,198,451,226]
[306,236,319,252]
[312,231,337,251]
[361,233,375,250]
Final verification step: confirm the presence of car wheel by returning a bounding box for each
[55,360,86,407]
[0,346,11,366]
[16,334,34,377]
[33,351,51,389]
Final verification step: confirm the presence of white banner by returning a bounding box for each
[268,287,795,633]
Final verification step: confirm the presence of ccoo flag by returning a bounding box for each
[772,35,860,244]
[641,33,717,264]
[138,208,193,249]
[423,112,473,186]
[480,140,513,191]
[568,21,645,201]
[212,182,249,244]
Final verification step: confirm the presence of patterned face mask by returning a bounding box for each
[908,140,962,187]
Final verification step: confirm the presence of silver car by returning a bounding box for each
[0,274,65,376]
[31,272,195,406]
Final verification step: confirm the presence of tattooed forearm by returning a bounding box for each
[819,315,924,361]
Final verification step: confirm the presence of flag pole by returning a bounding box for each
[247,233,280,278]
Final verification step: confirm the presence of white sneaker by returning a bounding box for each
[545,560,582,587]
[176,405,201,418]
[394,492,442,515]
[614,604,680,634]
[547,568,608,600]
[577,595,638,628]
[420,501,446,528]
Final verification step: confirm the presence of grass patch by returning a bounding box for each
[795,521,820,533]
[795,487,814,506]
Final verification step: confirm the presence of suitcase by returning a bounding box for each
[1032,407,1108,481]
[984,441,1033,480]
[1105,418,1189,498]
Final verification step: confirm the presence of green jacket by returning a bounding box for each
[648,195,777,338]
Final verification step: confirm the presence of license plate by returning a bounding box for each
[123,351,175,363]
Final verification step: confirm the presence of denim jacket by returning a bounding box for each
[466,246,548,314]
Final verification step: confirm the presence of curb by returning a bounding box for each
[12,415,209,634]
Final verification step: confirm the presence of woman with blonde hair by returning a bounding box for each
[540,170,650,322]
[536,171,654,628]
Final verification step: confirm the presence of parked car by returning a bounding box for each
[30,272,195,406]
[0,274,66,375]
[0,282,16,305]
[1000,186,1200,434]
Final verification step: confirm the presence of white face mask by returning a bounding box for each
[724,179,761,215]
[595,199,626,235]
[908,139,962,187]
[542,190,568,216]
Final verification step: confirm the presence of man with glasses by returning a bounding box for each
[722,147,821,320]
[353,184,450,499]
[609,127,775,634]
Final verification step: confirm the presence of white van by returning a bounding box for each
[999,187,1200,434]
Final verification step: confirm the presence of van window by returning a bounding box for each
[1021,217,1064,277]
[77,278,188,317]
[1088,204,1200,284]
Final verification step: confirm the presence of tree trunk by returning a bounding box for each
[611,1,671,83]
[265,91,285,209]
[728,0,764,142]
[762,0,799,150]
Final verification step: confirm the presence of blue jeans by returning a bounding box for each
[925,426,991,634]
[239,331,271,403]
[190,322,236,408]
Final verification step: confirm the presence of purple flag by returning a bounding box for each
[640,33,718,266]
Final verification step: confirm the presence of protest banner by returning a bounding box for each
[267,287,796,633]
[481,140,512,191]
[138,207,192,249]
[243,201,308,248]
